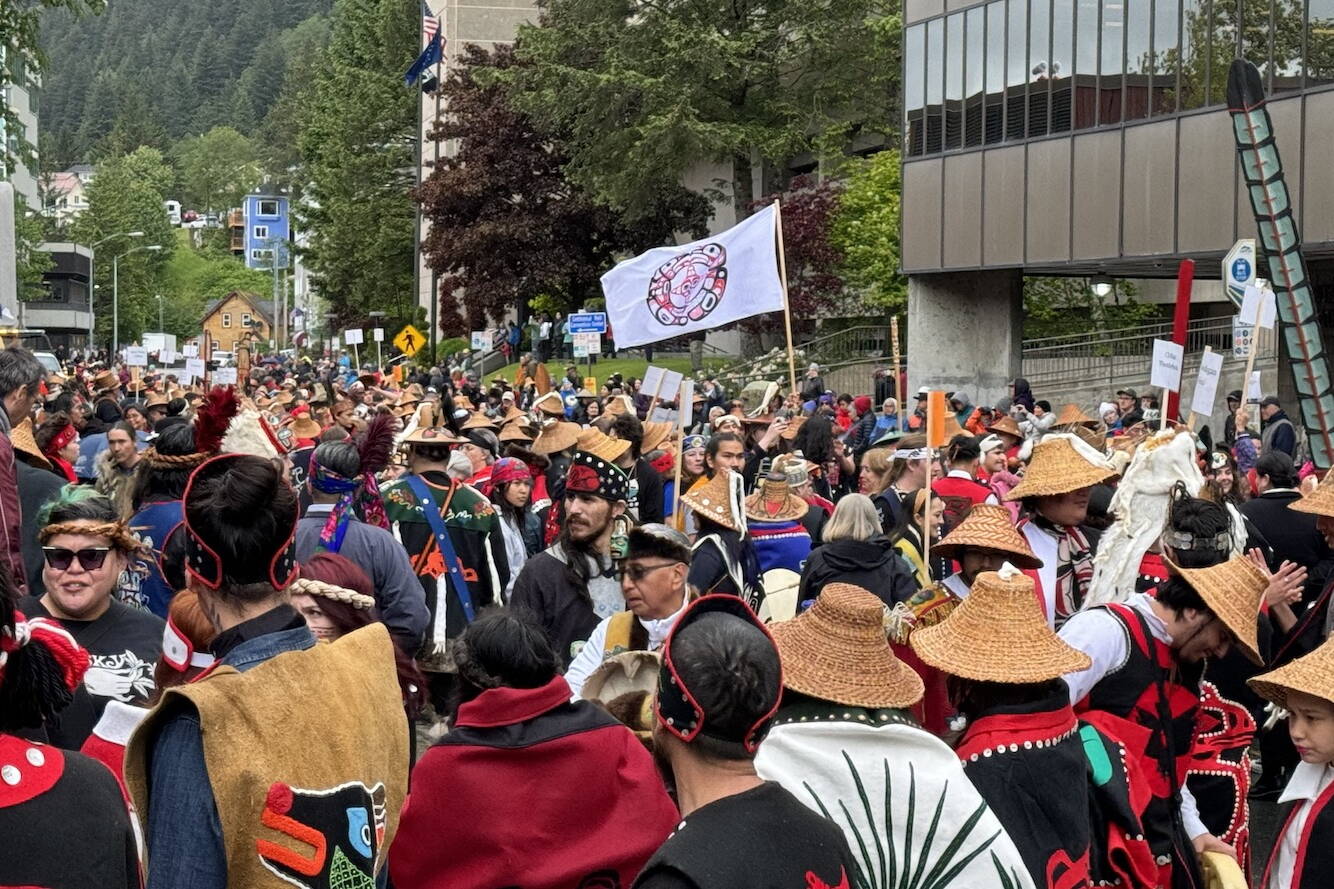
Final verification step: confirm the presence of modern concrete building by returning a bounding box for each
[901,0,1334,404]
[0,46,39,210]
[28,243,92,350]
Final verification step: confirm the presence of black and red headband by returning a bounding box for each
[181,454,299,591]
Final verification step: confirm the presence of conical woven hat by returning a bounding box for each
[1249,634,1334,709]
[533,391,566,417]
[682,469,741,531]
[498,423,534,443]
[911,565,1092,682]
[640,421,673,455]
[1054,403,1098,427]
[11,418,50,469]
[771,583,924,709]
[531,419,581,455]
[1004,434,1117,500]
[577,427,630,463]
[1289,469,1334,517]
[744,477,809,523]
[986,415,1023,440]
[462,411,498,430]
[933,504,1043,569]
[1176,555,1266,665]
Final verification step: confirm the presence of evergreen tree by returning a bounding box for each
[297,0,415,325]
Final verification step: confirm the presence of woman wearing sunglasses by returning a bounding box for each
[17,486,164,750]
[563,523,694,700]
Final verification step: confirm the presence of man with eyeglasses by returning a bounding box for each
[563,523,691,699]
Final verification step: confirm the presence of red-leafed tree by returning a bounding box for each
[416,43,710,337]
[743,176,846,336]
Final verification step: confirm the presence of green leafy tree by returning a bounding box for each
[508,0,900,222]
[830,150,906,312]
[1023,278,1160,340]
[254,14,331,189]
[69,146,176,345]
[161,231,274,338]
[297,0,415,326]
[172,126,262,217]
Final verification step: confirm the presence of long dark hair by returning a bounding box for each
[131,423,196,508]
[793,413,834,466]
[450,609,560,722]
[299,553,428,717]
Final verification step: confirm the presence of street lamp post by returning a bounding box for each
[86,231,143,349]
[113,244,163,357]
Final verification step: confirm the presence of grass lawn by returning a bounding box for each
[486,356,728,389]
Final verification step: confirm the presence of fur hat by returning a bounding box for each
[627,523,692,564]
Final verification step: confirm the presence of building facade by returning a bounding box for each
[901,0,1334,403]
[200,291,274,354]
[231,192,291,271]
[44,164,94,226]
[1,45,39,210]
[28,243,91,350]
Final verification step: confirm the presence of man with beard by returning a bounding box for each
[510,451,628,667]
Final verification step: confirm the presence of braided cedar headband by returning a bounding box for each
[286,577,375,611]
[39,520,142,554]
[142,447,213,469]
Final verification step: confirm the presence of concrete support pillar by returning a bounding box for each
[907,269,1022,408]
[0,183,16,318]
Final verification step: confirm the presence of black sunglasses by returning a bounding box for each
[42,546,112,572]
[623,561,681,582]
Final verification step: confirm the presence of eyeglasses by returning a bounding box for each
[42,546,112,572]
[623,561,681,582]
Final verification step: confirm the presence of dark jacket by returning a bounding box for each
[295,504,431,650]
[16,458,65,595]
[0,411,26,590]
[1261,409,1297,457]
[798,536,917,606]
[1240,490,1334,603]
[630,456,665,525]
[510,547,620,667]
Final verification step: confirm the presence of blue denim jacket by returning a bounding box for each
[145,623,316,889]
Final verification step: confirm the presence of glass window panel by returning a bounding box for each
[965,7,986,146]
[1029,0,1052,135]
[946,13,965,149]
[1101,0,1124,124]
[1271,0,1302,92]
[1310,0,1334,87]
[1006,0,1028,140]
[1207,0,1238,105]
[927,17,945,153]
[905,24,926,156]
[1075,0,1101,127]
[986,1,1007,143]
[1051,0,1074,131]
[1151,0,1180,114]
[1124,0,1151,119]
[1240,0,1273,92]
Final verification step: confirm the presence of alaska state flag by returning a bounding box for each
[404,29,442,86]
[601,204,784,349]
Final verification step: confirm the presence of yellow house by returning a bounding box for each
[200,291,273,356]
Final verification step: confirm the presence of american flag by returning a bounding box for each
[422,2,440,40]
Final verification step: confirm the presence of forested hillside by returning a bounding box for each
[39,0,332,167]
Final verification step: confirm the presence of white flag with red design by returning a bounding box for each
[600,204,784,349]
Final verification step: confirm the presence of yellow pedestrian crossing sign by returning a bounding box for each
[394,325,426,357]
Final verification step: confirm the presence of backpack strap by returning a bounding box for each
[404,474,476,624]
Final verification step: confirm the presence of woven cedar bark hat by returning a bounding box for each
[498,422,534,443]
[1004,433,1118,500]
[682,468,744,531]
[531,418,581,455]
[1249,634,1334,709]
[461,411,499,431]
[577,427,630,463]
[533,391,566,417]
[910,565,1092,682]
[640,421,673,455]
[1175,555,1267,665]
[743,476,809,523]
[986,414,1023,441]
[933,504,1043,570]
[10,418,51,469]
[770,582,924,709]
[1289,469,1334,517]
[1053,403,1099,427]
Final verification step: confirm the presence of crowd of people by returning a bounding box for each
[1,344,1332,889]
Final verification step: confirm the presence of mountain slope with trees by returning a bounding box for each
[39,0,332,166]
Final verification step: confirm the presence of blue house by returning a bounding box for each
[238,192,290,270]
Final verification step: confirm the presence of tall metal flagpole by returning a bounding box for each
[430,2,444,361]
[412,3,425,361]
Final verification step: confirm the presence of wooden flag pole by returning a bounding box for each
[890,316,902,401]
[1160,388,1169,431]
[671,379,686,531]
[645,371,667,419]
[773,200,799,398]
